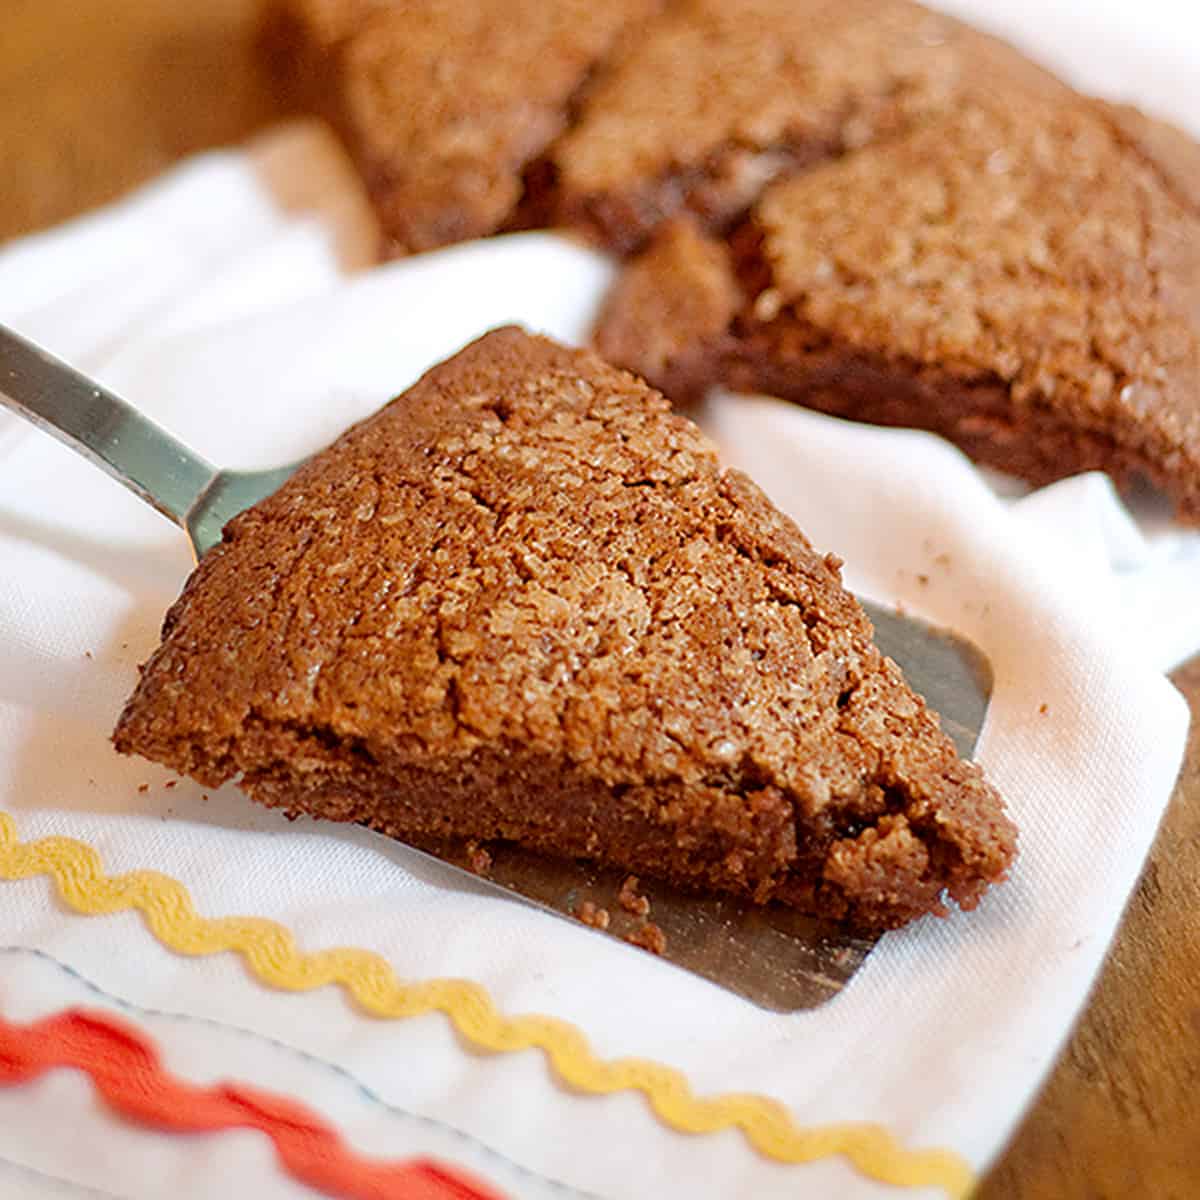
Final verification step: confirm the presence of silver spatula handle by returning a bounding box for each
[0,323,217,529]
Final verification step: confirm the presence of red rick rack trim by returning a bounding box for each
[0,1006,505,1200]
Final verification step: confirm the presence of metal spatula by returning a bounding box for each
[0,324,991,1011]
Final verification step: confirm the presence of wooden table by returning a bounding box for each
[4,3,1198,1195]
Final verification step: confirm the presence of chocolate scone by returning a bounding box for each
[596,98,1200,524]
[113,328,1014,930]
[264,0,661,256]
[545,0,1067,253]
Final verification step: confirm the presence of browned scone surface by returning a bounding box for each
[113,327,1015,930]
[596,96,1200,524]
[267,0,1071,257]
[593,216,742,401]
[265,0,661,255]
[544,0,1068,253]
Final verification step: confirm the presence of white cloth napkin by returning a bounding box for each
[2,10,1199,1195]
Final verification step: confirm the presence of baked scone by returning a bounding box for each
[264,0,662,255]
[113,328,1015,930]
[544,0,1067,253]
[595,98,1200,523]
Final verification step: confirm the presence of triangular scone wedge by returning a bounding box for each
[595,96,1200,524]
[113,327,1014,930]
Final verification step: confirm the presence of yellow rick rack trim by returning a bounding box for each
[0,810,974,1198]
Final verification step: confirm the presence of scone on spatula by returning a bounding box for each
[113,327,1015,932]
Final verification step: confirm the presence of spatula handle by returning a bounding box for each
[0,323,216,528]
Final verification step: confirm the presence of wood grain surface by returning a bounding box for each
[3,3,1197,1196]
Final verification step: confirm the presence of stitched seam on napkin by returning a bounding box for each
[0,1004,505,1200]
[0,1152,129,1200]
[0,811,975,1199]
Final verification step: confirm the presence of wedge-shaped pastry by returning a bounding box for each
[546,0,1066,253]
[113,328,1015,929]
[264,0,662,255]
[596,97,1200,524]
